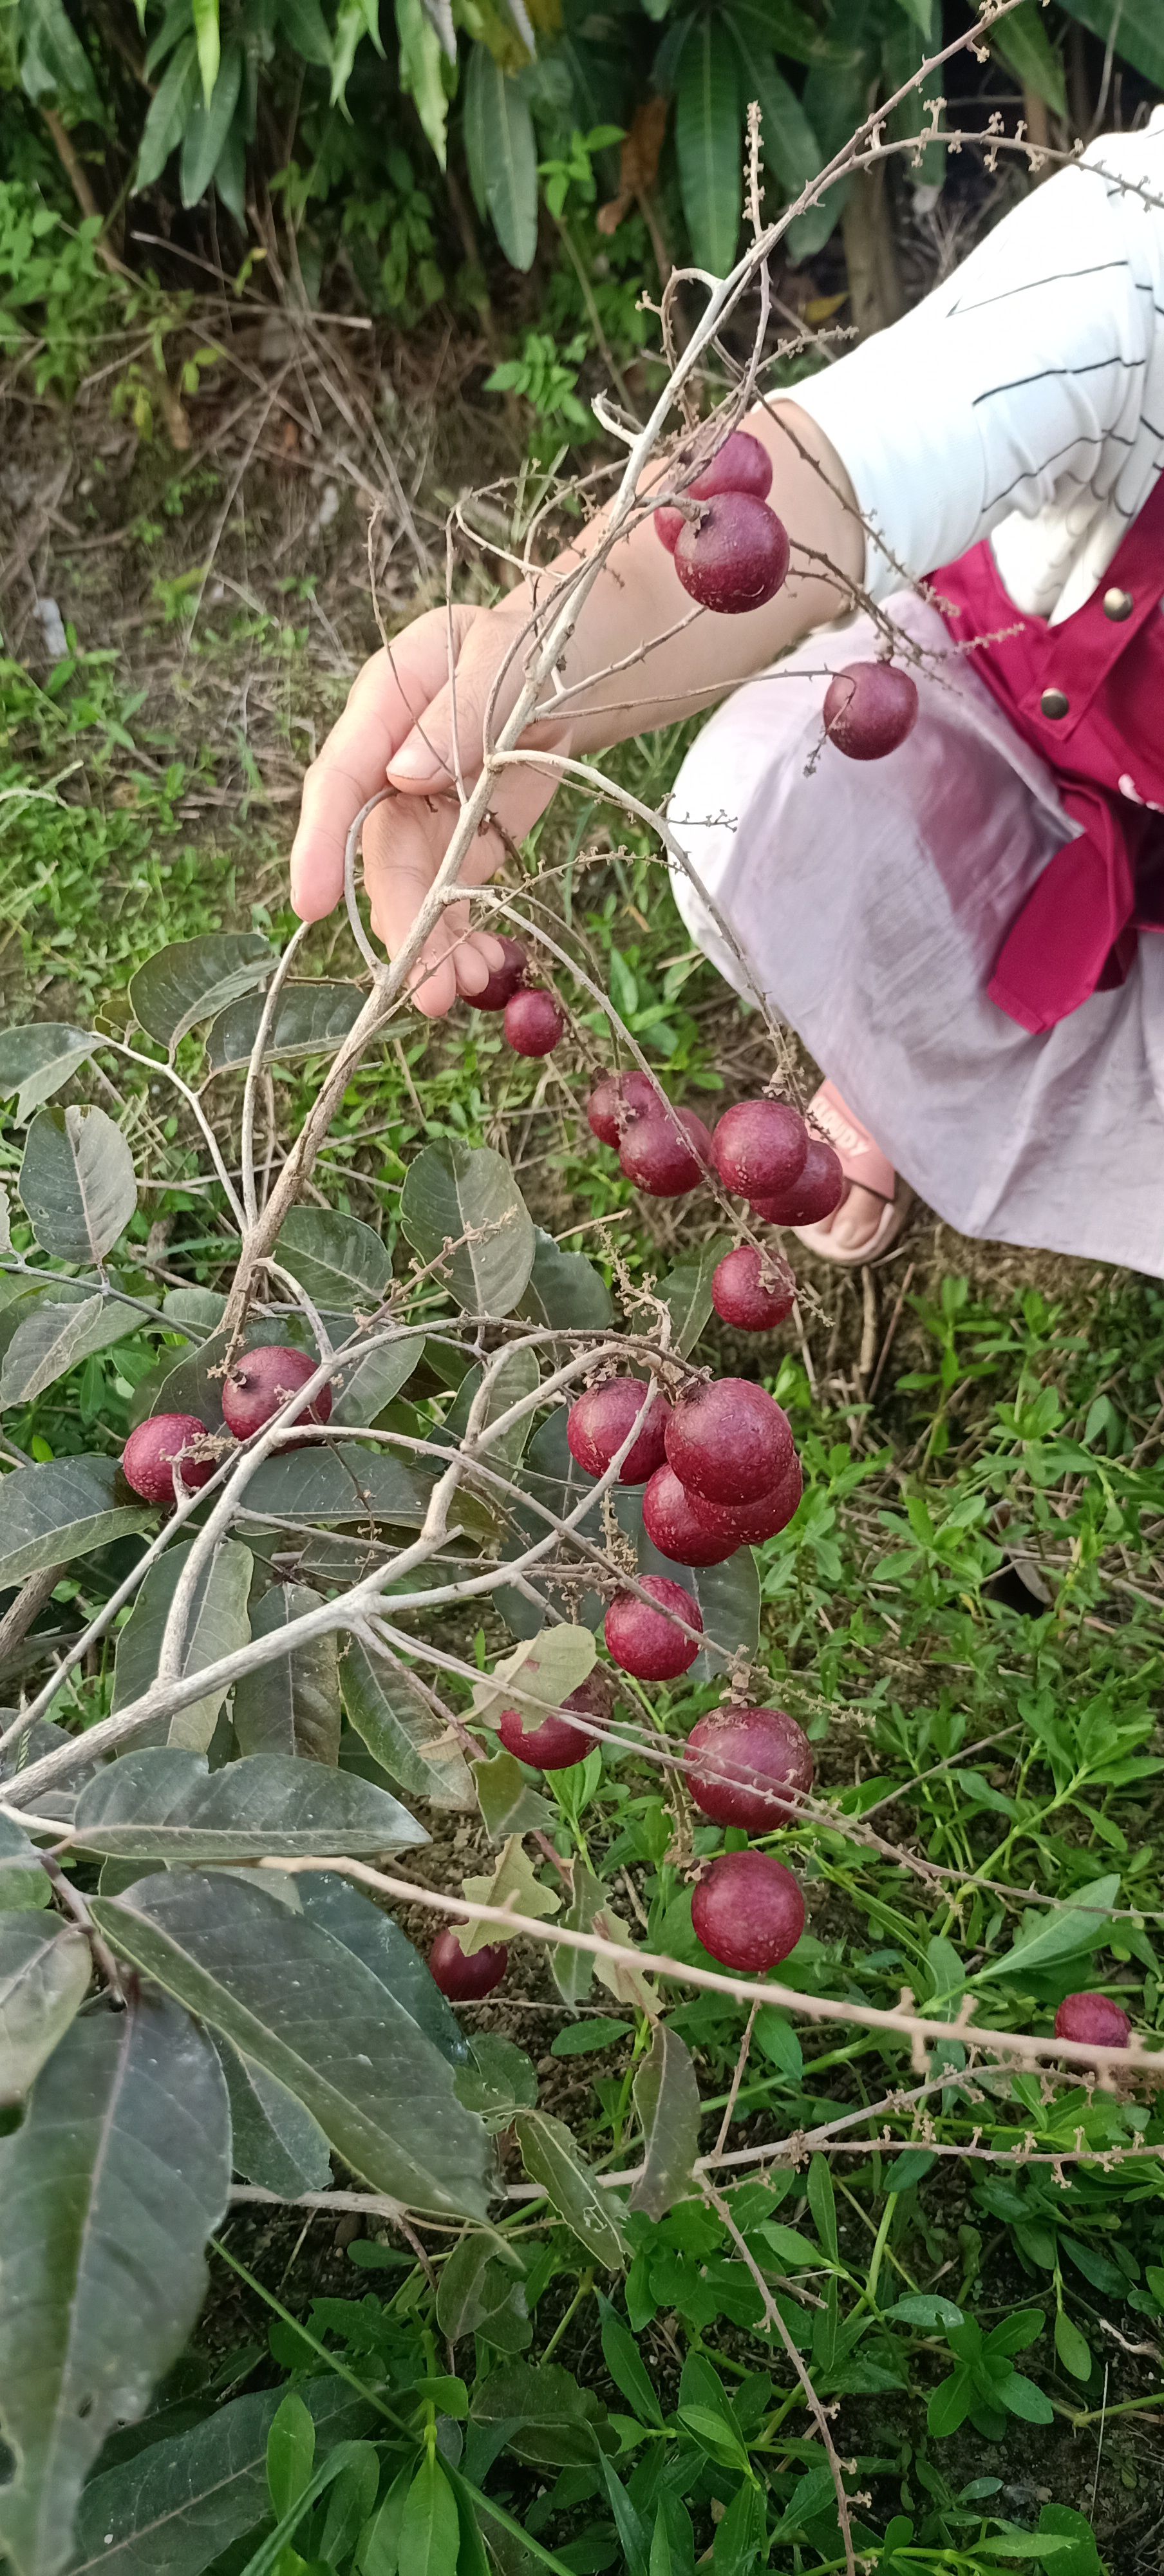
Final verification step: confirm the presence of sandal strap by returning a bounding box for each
[809,1081,897,1204]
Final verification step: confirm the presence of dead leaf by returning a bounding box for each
[598,96,668,236]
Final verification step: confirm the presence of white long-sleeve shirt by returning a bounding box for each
[793,113,1164,626]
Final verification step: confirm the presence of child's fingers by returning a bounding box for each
[290,614,473,922]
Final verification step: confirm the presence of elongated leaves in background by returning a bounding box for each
[464,46,539,272]
[19,1106,136,1266]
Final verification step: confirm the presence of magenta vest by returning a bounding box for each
[933,473,1164,1033]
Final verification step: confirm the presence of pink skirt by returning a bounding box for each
[666,592,1164,1277]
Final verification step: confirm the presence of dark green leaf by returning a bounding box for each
[233,1584,341,1764]
[470,2360,602,2468]
[400,1139,535,1318]
[92,1871,491,2216]
[726,24,821,200]
[294,1871,467,2066]
[807,2153,838,2263]
[473,1749,555,1842]
[129,936,276,1053]
[206,980,365,1073]
[550,2016,631,2056]
[274,1206,392,1311]
[926,2367,973,2438]
[598,2295,664,2425]
[675,20,740,277]
[112,1539,253,1754]
[463,47,538,271]
[0,1025,93,1121]
[217,2038,332,2195]
[267,2391,314,2521]
[0,1992,230,2576]
[319,2446,380,2570]
[279,0,333,64]
[238,1447,433,1529]
[135,34,199,188]
[974,1876,1120,1985]
[988,0,1067,112]
[629,2022,700,2220]
[0,1813,50,1915]
[549,1854,601,2002]
[436,2231,528,2342]
[73,1746,427,1859]
[454,2031,539,2123]
[445,1345,540,1477]
[0,1917,90,2103]
[180,39,243,202]
[996,2369,1055,2425]
[0,1457,149,1589]
[514,2108,626,2267]
[68,2380,373,2576]
[0,1293,142,1406]
[1058,0,1164,83]
[20,1106,136,1266]
[332,1334,424,1428]
[397,2452,459,2576]
[518,1227,613,1329]
[341,1636,474,1809]
[657,1238,729,1357]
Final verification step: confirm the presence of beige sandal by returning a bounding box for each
[793,1081,913,1266]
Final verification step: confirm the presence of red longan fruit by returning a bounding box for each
[691,1848,805,1971]
[684,1706,814,1832]
[605,1575,702,1680]
[428,1929,508,2000]
[567,1379,671,1484]
[823,662,919,761]
[222,1347,332,1444]
[665,1377,794,1506]
[122,1414,216,1506]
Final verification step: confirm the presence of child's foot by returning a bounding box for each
[793,1083,912,1265]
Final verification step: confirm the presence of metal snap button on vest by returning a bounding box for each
[1040,687,1069,719]
[1103,587,1134,621]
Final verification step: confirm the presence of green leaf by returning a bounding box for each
[926,2366,973,2438]
[0,1025,93,1121]
[1055,2308,1093,2382]
[726,24,822,201]
[675,19,740,278]
[136,33,199,189]
[191,0,220,102]
[129,936,276,1054]
[995,2369,1055,2425]
[20,1106,136,1266]
[180,37,241,202]
[19,0,101,109]
[332,1334,424,1427]
[436,2232,528,2343]
[883,2293,965,2331]
[237,1446,433,1529]
[233,1583,341,1764]
[400,1138,535,1318]
[0,1991,230,2576]
[397,2453,459,2576]
[0,1814,50,1915]
[206,979,365,1072]
[341,1636,474,1809]
[473,1748,554,1841]
[807,2153,838,2264]
[68,2381,373,2576]
[657,1237,729,1358]
[0,1456,149,1589]
[752,2003,802,2081]
[0,1293,142,1407]
[359,2463,412,2576]
[445,1345,541,1478]
[473,1626,597,1732]
[294,1870,467,2067]
[92,1871,492,2217]
[599,2295,664,2425]
[111,1539,253,1754]
[320,2448,380,2570]
[279,0,333,64]
[629,2022,700,2221]
[471,2360,601,2468]
[0,1918,90,2104]
[459,1834,559,1958]
[267,2391,315,2522]
[518,1227,613,1330]
[988,0,1067,113]
[463,47,539,272]
[514,2108,626,2267]
[549,1853,601,2002]
[454,2031,539,2125]
[217,2038,333,2195]
[73,1747,427,1860]
[712,2477,764,2576]
[397,0,449,167]
[974,1876,1120,1985]
[1058,0,1164,85]
[550,2016,631,2056]
[274,1205,392,1311]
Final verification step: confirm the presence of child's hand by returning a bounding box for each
[289,601,564,1018]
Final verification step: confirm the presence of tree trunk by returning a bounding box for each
[841,163,905,342]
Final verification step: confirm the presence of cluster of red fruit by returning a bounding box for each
[431,1694,814,2000]
[653,430,791,617]
[469,935,563,1059]
[650,426,919,757]
[590,1076,845,1323]
[569,1367,800,1606]
[120,1346,332,1506]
